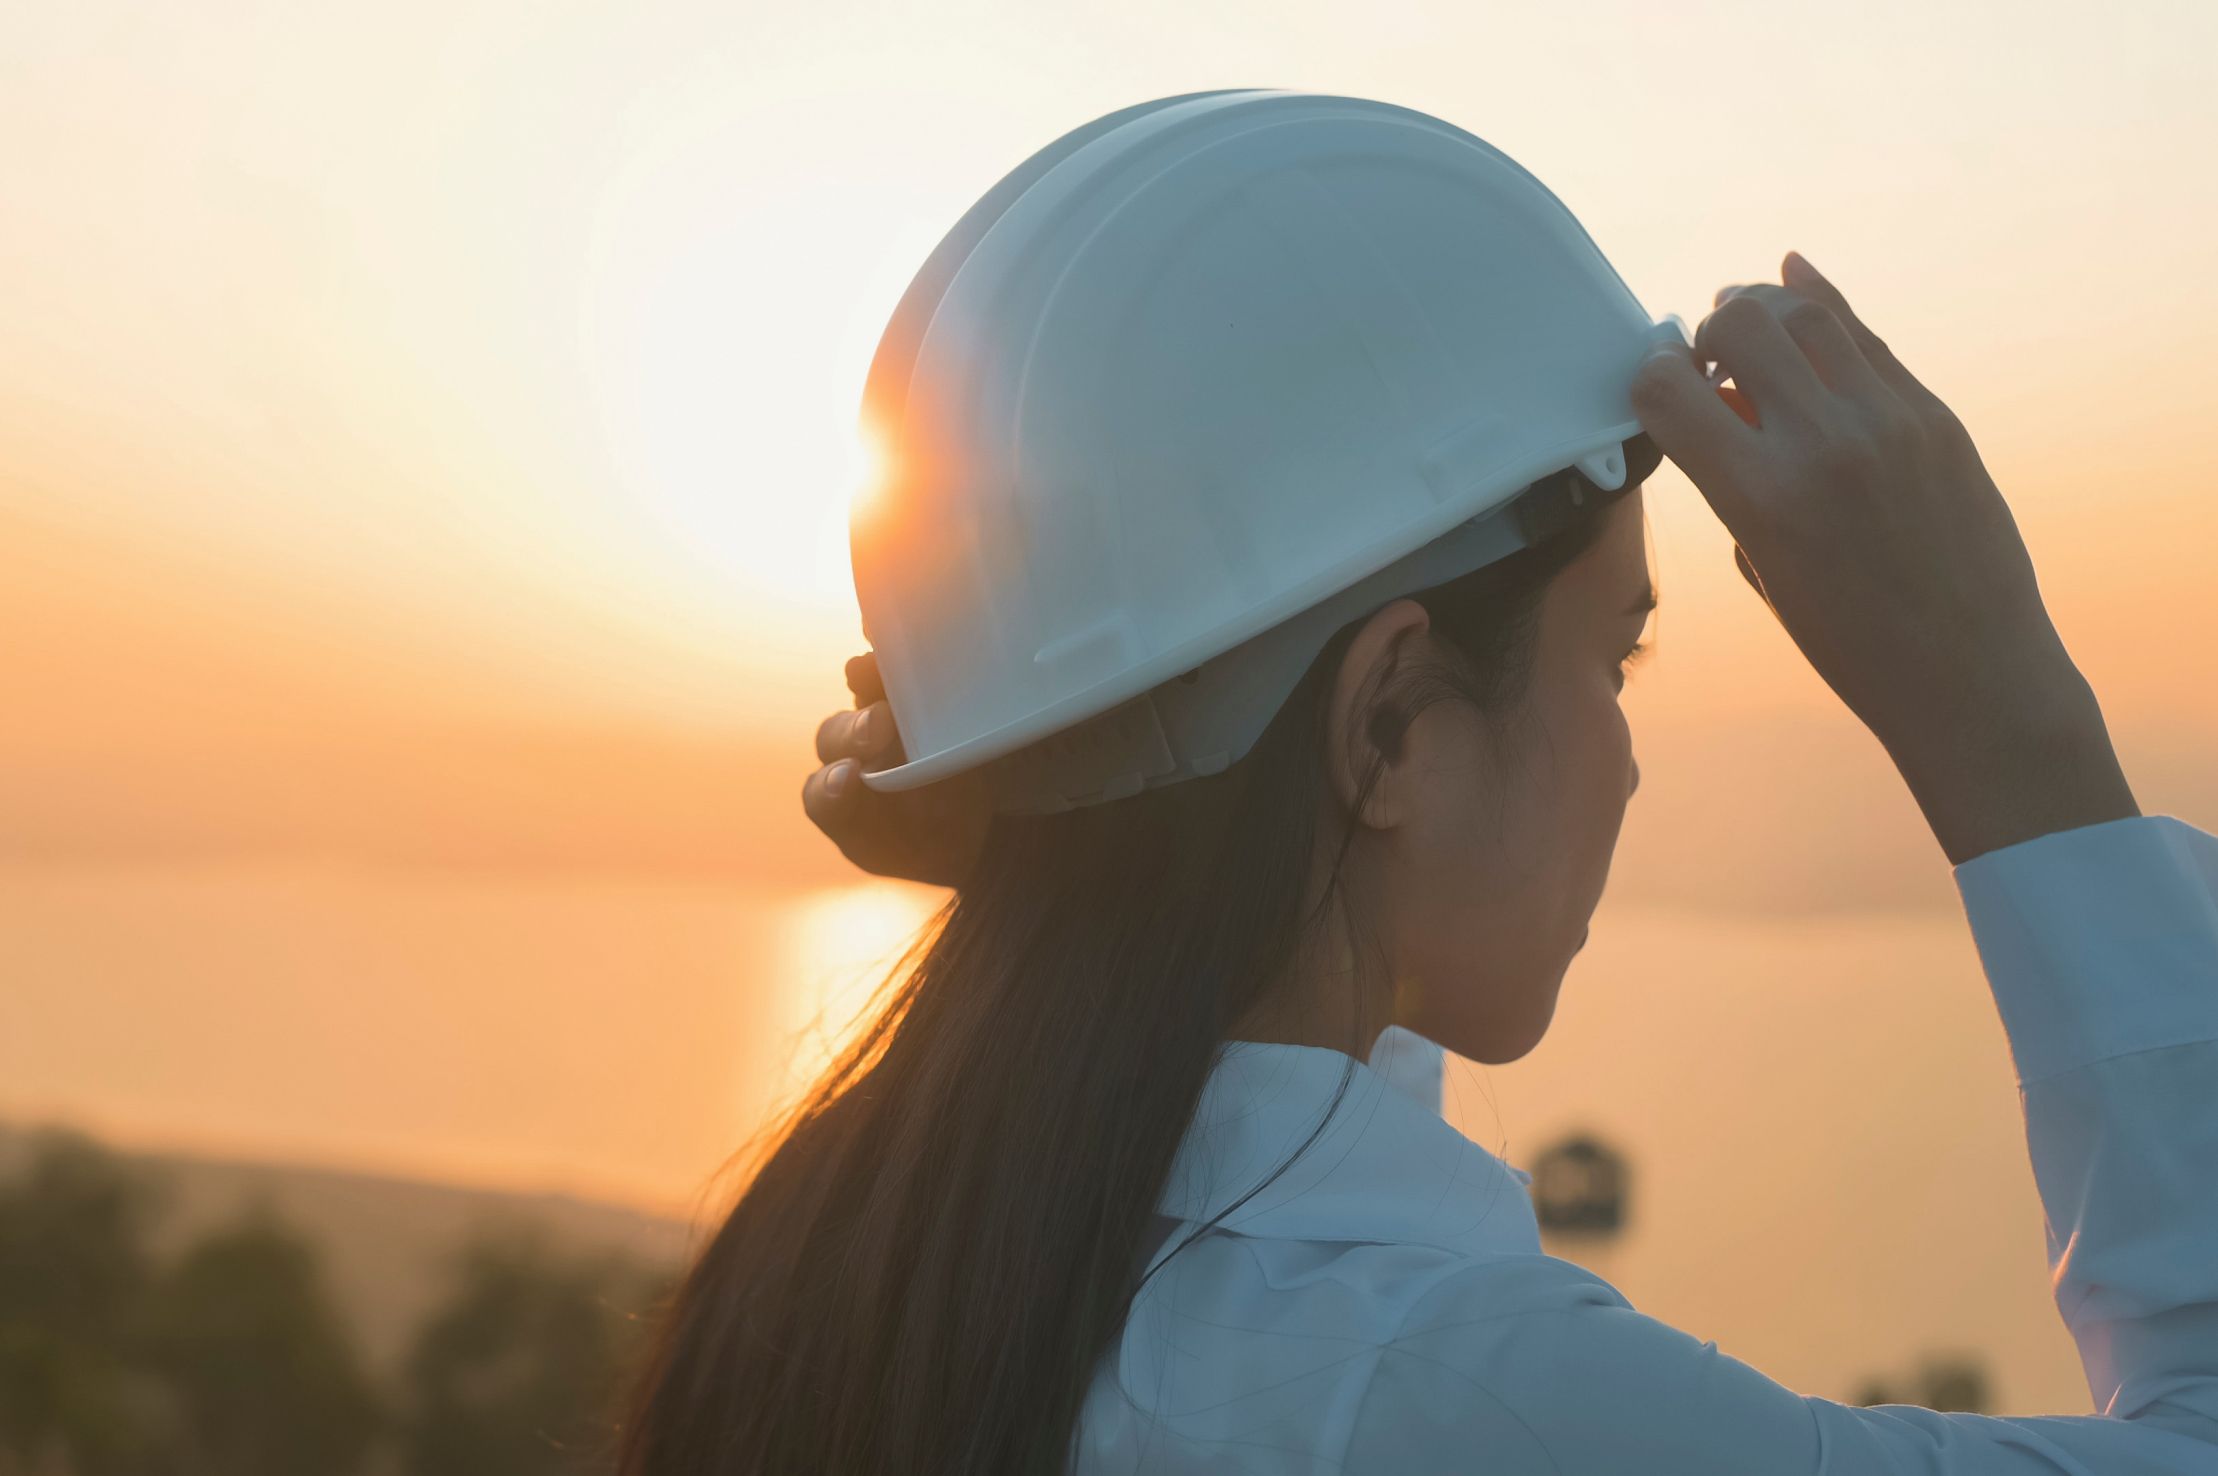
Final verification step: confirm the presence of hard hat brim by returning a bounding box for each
[859,414,1666,798]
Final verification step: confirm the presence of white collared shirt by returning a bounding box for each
[1071,814,2218,1473]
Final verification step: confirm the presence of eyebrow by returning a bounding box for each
[1624,583,1658,617]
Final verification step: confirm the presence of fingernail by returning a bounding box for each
[826,759,854,797]
[856,707,876,745]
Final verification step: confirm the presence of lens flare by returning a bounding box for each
[849,423,887,519]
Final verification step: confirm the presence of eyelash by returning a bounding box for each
[1618,639,1652,674]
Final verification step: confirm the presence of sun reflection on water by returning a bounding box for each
[768,879,947,1110]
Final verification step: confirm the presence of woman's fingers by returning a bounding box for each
[844,651,886,705]
[1713,281,1897,409]
[813,700,897,765]
[1715,382,1758,428]
[1780,252,1947,415]
[1693,290,1831,432]
[1630,345,1758,518]
[806,648,991,889]
[814,709,855,765]
[800,750,989,888]
[1637,251,2080,779]
[800,758,859,833]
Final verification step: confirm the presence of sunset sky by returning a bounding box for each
[6,0,2212,875]
[3,0,2215,1411]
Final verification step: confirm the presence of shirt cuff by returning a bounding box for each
[1953,814,2218,1087]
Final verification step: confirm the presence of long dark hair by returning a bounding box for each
[617,451,1641,1474]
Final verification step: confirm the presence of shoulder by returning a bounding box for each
[1356,1249,1642,1396]
[1364,1251,1703,1393]
[1346,1254,1822,1473]
[1089,1241,1820,1474]
[1390,1248,1636,1329]
[1087,1241,1633,1473]
[1135,1234,1621,1331]
[1129,1235,1634,1357]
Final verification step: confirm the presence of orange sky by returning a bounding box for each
[5,1,2213,888]
[2,0,2216,1411]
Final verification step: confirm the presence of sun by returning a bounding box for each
[577,142,942,615]
[848,421,889,521]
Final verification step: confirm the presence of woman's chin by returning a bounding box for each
[1452,1000,1560,1066]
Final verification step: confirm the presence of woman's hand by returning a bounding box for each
[1631,252,2137,864]
[800,652,992,888]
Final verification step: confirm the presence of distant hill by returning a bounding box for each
[0,1122,695,1375]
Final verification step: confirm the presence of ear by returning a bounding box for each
[1324,598,1431,830]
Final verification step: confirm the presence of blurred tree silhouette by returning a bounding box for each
[1853,1350,1993,1412]
[400,1224,668,1476]
[1917,1354,1992,1413]
[141,1208,383,1476]
[0,1129,169,1475]
[1,1129,680,1475]
[0,1132,385,1476]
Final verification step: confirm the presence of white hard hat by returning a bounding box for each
[850,88,1687,814]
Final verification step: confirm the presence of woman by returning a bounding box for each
[621,96,2217,1473]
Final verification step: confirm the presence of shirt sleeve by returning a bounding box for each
[1345,813,2218,1475]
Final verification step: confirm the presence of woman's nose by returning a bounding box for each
[1629,756,1641,798]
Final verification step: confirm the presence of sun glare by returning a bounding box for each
[849,423,888,519]
[579,138,942,617]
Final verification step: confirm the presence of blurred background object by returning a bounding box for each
[1854,1352,1996,1414]
[1532,1131,1632,1238]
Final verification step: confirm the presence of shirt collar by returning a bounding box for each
[1151,1023,1540,1265]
